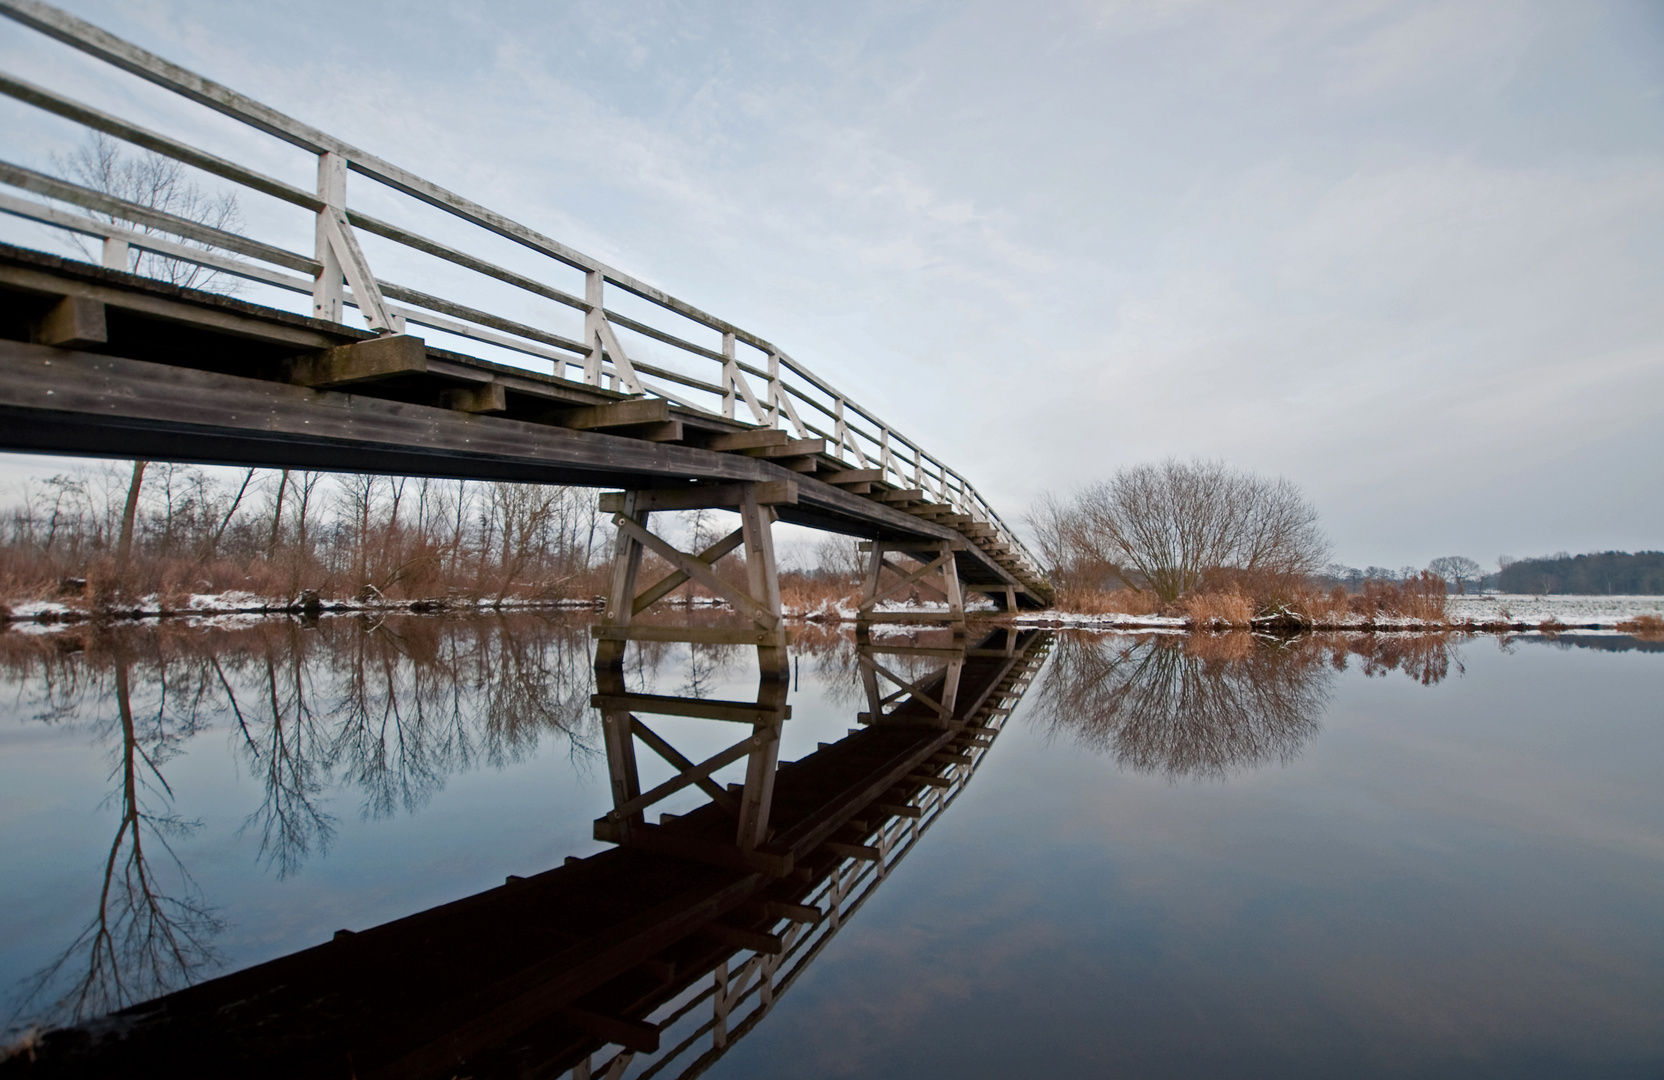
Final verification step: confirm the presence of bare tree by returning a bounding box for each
[1427,555,1482,595]
[1034,459,1328,602]
[54,133,242,292]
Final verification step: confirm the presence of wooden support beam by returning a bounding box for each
[874,802,922,819]
[562,1009,661,1054]
[702,923,786,955]
[824,841,881,861]
[742,438,825,459]
[591,625,792,647]
[289,333,427,388]
[821,468,883,485]
[876,488,924,503]
[439,382,505,413]
[598,480,797,514]
[548,397,671,430]
[628,420,685,442]
[591,692,790,725]
[33,294,105,347]
[703,428,788,451]
[762,901,824,925]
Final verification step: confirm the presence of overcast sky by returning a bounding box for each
[1,0,1660,571]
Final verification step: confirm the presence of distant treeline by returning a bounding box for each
[1495,551,1664,595]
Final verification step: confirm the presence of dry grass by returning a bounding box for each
[1054,587,1160,616]
[780,574,859,619]
[1183,588,1254,629]
[1616,614,1664,640]
[1345,574,1447,622]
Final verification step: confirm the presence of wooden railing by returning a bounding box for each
[0,0,1041,579]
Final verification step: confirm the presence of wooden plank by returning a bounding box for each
[33,294,105,347]
[629,717,740,815]
[288,333,427,387]
[549,398,671,430]
[590,692,790,725]
[597,480,798,513]
[590,625,792,647]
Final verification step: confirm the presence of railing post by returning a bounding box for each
[100,236,129,271]
[312,151,346,323]
[583,270,605,386]
[879,428,893,486]
[834,397,847,464]
[767,352,781,429]
[722,332,737,419]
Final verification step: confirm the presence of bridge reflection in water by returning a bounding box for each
[7,621,1051,1080]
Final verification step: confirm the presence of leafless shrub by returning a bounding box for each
[1031,459,1328,604]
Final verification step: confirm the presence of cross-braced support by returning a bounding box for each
[855,538,968,637]
[592,480,794,677]
[589,480,797,874]
[856,639,965,730]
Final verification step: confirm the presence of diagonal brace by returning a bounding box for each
[633,527,745,614]
[614,515,778,629]
[863,551,953,610]
[630,715,739,816]
[605,727,770,823]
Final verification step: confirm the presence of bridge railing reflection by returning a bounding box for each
[572,625,1052,1080]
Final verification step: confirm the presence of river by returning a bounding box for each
[1,614,1659,1077]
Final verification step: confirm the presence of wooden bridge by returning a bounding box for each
[5,627,1053,1080]
[0,0,1051,610]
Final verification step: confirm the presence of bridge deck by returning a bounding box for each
[0,245,1050,604]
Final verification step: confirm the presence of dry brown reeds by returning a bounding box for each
[1615,614,1664,640]
[1183,588,1254,629]
[1054,587,1161,616]
[1346,573,1447,622]
[779,574,859,619]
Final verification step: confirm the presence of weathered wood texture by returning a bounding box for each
[0,247,1050,602]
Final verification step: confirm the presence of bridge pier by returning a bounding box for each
[590,481,797,873]
[855,538,969,637]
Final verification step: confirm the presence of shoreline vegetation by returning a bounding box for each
[3,587,1661,641]
[2,458,1659,639]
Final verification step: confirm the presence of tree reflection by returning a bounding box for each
[2,614,609,1036]
[14,646,223,1030]
[1035,632,1466,779]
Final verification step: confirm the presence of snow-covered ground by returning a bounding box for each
[1445,594,1664,627]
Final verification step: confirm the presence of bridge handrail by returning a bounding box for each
[0,0,1044,579]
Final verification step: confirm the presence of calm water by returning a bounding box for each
[1,616,1660,1077]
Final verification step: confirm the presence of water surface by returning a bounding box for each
[1,618,1659,1077]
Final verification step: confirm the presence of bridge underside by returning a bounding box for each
[0,245,1050,606]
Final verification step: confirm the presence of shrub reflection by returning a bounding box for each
[1035,631,1464,778]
